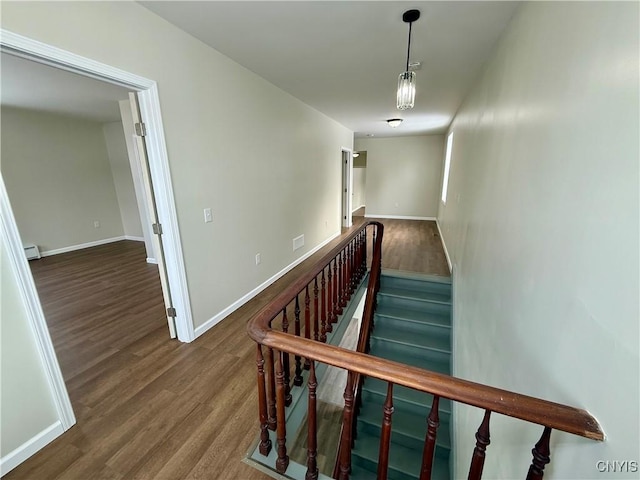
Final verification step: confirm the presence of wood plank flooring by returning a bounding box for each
[5,220,448,480]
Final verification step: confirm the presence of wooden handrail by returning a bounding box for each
[250,327,603,440]
[247,222,604,442]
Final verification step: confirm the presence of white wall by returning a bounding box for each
[1,2,353,328]
[355,135,444,219]
[1,107,125,253]
[438,2,639,478]
[352,167,366,211]
[103,121,143,239]
[0,243,59,459]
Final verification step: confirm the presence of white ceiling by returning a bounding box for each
[1,52,130,123]
[140,1,519,137]
[0,2,518,136]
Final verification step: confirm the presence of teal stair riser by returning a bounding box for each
[379,276,451,297]
[361,388,452,419]
[375,314,451,337]
[352,456,416,480]
[357,421,451,457]
[370,338,451,365]
[377,294,451,315]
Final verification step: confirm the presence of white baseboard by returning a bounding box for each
[146,257,158,264]
[40,236,129,257]
[0,421,64,476]
[364,214,437,221]
[124,235,145,242]
[351,204,365,213]
[194,231,341,339]
[435,219,452,273]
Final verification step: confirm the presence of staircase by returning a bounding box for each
[351,271,452,480]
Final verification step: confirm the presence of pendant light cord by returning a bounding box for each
[405,21,412,72]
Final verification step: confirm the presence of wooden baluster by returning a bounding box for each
[274,349,290,474]
[355,235,362,282]
[346,242,353,295]
[304,285,311,370]
[363,228,368,271]
[255,344,272,456]
[265,347,277,430]
[327,262,335,329]
[313,278,319,342]
[281,307,292,406]
[333,257,341,318]
[349,244,358,294]
[336,250,344,315]
[293,295,303,386]
[377,383,394,480]
[340,249,347,308]
[526,427,552,480]
[305,361,319,480]
[337,372,355,480]
[419,396,440,480]
[468,410,491,480]
[320,269,327,341]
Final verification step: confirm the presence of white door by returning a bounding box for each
[129,92,177,338]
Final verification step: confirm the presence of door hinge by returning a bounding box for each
[135,122,147,137]
[152,223,163,235]
[167,307,177,317]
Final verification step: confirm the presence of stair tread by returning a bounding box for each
[352,434,450,479]
[376,305,451,329]
[378,287,451,304]
[359,397,451,449]
[372,323,451,353]
[363,377,452,414]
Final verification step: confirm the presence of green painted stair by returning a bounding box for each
[351,271,452,480]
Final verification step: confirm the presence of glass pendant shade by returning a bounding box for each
[397,71,416,110]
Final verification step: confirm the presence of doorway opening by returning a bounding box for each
[352,150,367,222]
[0,31,194,439]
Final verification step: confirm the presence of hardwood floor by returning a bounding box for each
[5,220,448,480]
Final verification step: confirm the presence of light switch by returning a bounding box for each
[204,208,213,223]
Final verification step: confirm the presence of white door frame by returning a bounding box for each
[341,147,354,228]
[0,30,196,344]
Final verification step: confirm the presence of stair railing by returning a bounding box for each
[247,221,604,480]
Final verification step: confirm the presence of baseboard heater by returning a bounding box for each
[24,244,41,260]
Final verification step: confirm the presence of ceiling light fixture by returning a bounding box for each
[397,9,420,111]
[387,118,403,128]
[353,152,360,157]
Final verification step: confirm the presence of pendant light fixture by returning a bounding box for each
[397,9,420,110]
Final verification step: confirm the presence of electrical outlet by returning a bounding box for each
[94,221,100,228]
[203,208,213,223]
[255,253,261,265]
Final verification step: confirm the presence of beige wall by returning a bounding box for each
[103,121,143,239]
[438,2,639,477]
[1,107,125,253]
[1,1,353,328]
[0,244,59,457]
[355,135,444,218]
